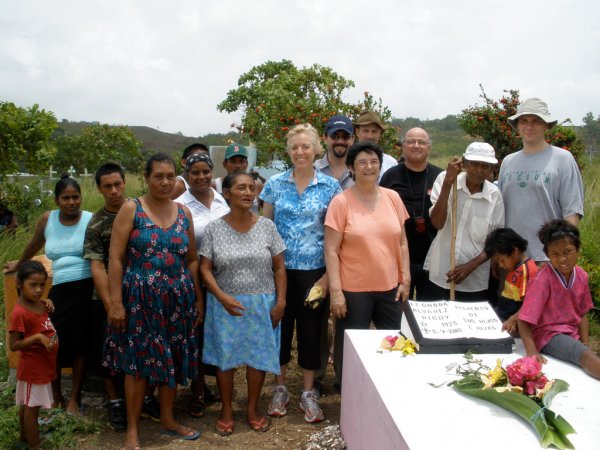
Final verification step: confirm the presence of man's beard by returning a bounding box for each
[332,145,348,158]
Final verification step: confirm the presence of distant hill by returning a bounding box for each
[55,120,240,158]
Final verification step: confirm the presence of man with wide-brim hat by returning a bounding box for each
[353,111,398,179]
[498,97,583,263]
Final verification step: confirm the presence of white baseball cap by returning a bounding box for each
[463,142,497,164]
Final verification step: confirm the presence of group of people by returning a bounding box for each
[6,98,600,450]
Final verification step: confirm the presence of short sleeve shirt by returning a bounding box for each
[259,169,342,270]
[496,258,539,321]
[200,217,286,295]
[84,207,118,269]
[325,188,409,292]
[9,303,58,384]
[314,156,354,190]
[175,188,230,249]
[519,265,593,351]
[498,145,584,261]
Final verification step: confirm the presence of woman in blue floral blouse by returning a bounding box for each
[260,123,341,423]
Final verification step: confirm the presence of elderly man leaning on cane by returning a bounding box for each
[423,143,505,301]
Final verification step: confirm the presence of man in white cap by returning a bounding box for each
[423,143,505,300]
[499,98,583,263]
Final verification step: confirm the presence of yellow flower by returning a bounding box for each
[380,338,393,350]
[392,336,407,351]
[481,359,506,389]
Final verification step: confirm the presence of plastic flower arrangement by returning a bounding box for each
[378,333,418,356]
[446,353,575,449]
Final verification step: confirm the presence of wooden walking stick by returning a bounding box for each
[449,179,458,300]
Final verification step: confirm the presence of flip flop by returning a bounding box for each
[248,416,271,432]
[187,395,206,418]
[160,427,201,440]
[121,444,140,450]
[215,419,234,436]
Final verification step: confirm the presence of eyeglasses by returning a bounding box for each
[354,159,380,168]
[404,139,430,147]
[329,133,352,142]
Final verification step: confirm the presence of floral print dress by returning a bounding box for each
[103,199,198,388]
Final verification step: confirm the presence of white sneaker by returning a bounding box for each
[299,390,324,423]
[268,385,289,417]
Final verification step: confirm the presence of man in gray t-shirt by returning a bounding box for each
[498,98,583,262]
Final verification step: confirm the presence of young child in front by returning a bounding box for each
[518,220,600,379]
[484,227,539,335]
[9,260,58,450]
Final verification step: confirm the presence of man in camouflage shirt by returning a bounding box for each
[83,163,163,430]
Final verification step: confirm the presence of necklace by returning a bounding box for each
[404,163,429,218]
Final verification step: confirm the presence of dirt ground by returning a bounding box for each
[67,335,600,449]
[76,358,341,450]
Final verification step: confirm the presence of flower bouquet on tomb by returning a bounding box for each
[377,333,418,356]
[443,353,575,449]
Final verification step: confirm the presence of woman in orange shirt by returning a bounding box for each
[324,141,411,384]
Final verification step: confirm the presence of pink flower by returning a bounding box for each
[385,336,398,347]
[506,356,545,391]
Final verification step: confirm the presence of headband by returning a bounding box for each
[186,153,213,171]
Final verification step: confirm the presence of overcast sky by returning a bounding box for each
[1,0,599,137]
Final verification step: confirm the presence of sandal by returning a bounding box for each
[187,395,205,418]
[122,444,140,450]
[215,419,234,436]
[204,383,221,403]
[248,416,271,432]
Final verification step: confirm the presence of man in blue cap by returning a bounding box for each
[315,115,356,190]
[313,115,355,395]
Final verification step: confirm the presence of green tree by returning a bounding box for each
[53,124,143,173]
[217,60,396,163]
[0,101,57,176]
[581,112,600,156]
[458,86,584,165]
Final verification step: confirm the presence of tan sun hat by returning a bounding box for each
[354,111,389,130]
[508,97,558,129]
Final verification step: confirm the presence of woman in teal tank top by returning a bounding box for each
[6,174,94,414]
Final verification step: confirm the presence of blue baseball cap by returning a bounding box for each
[324,115,354,136]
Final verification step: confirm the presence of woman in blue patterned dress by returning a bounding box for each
[104,153,204,449]
[260,123,342,423]
[200,172,286,435]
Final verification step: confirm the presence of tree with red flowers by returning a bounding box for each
[217,60,396,164]
[458,85,584,166]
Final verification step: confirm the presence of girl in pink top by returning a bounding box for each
[9,260,58,450]
[518,220,600,379]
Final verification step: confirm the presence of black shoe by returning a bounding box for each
[203,383,221,403]
[107,400,127,432]
[140,396,160,422]
[313,380,324,397]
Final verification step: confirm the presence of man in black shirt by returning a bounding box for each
[380,127,442,300]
